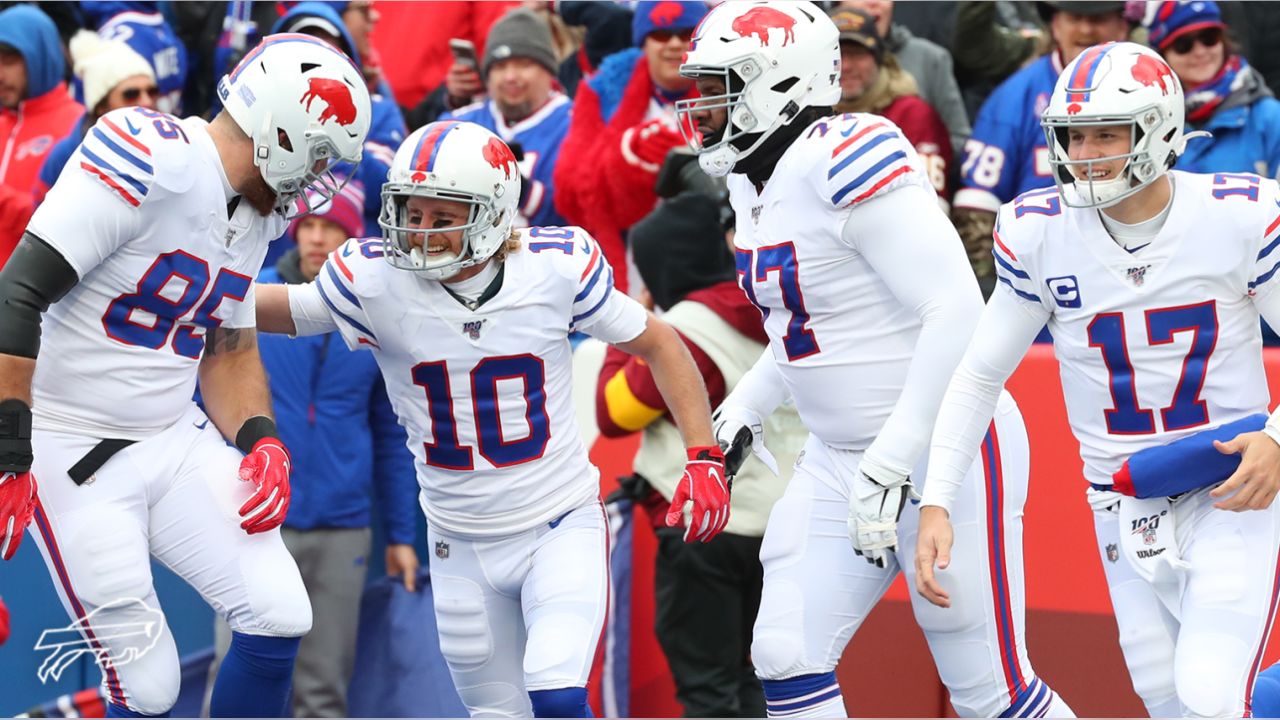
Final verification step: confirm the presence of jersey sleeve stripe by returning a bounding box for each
[575,256,605,303]
[993,232,1019,262]
[997,274,1042,303]
[89,127,154,175]
[848,165,914,207]
[578,242,601,283]
[332,248,356,283]
[80,146,148,198]
[316,280,379,342]
[829,120,887,158]
[828,131,895,179]
[1259,213,1280,262]
[78,162,140,207]
[100,116,152,157]
[993,247,1029,279]
[1250,259,1280,290]
[324,263,363,308]
[831,150,908,206]
[572,266,615,325]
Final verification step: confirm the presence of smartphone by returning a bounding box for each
[449,38,478,70]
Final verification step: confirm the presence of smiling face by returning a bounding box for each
[1162,26,1226,87]
[403,194,470,259]
[487,57,553,122]
[645,28,695,93]
[1065,123,1133,182]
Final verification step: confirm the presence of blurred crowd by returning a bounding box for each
[4,0,1280,716]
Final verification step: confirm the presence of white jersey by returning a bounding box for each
[27,108,285,439]
[728,112,936,450]
[994,171,1280,484]
[292,228,647,537]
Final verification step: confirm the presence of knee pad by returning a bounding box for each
[114,660,181,717]
[232,563,312,637]
[751,580,812,680]
[1176,631,1250,718]
[434,575,494,672]
[529,687,592,718]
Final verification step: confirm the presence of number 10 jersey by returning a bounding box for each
[994,171,1280,484]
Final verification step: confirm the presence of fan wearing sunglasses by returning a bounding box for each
[33,31,157,208]
[1145,0,1280,180]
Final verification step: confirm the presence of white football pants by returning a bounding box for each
[427,499,610,717]
[752,393,1057,717]
[1093,487,1280,718]
[27,404,311,715]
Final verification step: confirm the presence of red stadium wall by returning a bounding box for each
[589,344,1280,718]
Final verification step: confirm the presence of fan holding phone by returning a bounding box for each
[444,38,484,109]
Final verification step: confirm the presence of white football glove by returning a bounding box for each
[848,459,913,568]
[713,404,779,479]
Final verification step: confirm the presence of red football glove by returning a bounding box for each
[620,119,685,173]
[666,446,731,543]
[0,471,36,561]
[237,439,291,535]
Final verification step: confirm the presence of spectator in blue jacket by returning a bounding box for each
[443,8,572,228]
[1146,0,1280,179]
[81,1,187,114]
[272,2,407,240]
[257,177,421,718]
[952,0,1130,294]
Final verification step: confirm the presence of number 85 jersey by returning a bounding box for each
[26,108,285,439]
[995,171,1280,484]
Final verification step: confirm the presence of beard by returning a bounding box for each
[496,98,534,124]
[241,172,281,217]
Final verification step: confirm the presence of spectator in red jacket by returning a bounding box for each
[829,7,954,209]
[0,595,8,646]
[0,4,84,267]
[553,0,706,294]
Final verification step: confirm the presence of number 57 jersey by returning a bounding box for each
[26,108,285,439]
[295,228,647,538]
[994,171,1280,484]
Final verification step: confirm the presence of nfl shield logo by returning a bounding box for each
[435,540,450,559]
[1142,525,1158,545]
[1106,543,1118,563]
[1126,265,1150,287]
[462,320,483,340]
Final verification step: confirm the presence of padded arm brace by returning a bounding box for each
[0,233,79,359]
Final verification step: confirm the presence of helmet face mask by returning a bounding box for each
[675,1,841,178]
[1041,42,1192,209]
[379,184,503,280]
[378,121,520,282]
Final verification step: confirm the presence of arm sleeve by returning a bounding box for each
[286,281,342,338]
[309,249,380,349]
[1251,192,1280,298]
[723,348,789,417]
[922,286,1049,511]
[369,377,418,546]
[572,235,647,343]
[224,282,257,329]
[842,183,985,478]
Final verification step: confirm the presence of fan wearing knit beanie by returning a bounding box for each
[286,176,367,281]
[33,31,155,208]
[71,30,157,121]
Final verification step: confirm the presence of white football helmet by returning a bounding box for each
[1042,41,1201,209]
[675,0,840,177]
[379,121,520,280]
[218,33,371,217]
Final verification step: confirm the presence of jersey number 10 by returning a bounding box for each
[1087,301,1218,435]
[412,355,551,471]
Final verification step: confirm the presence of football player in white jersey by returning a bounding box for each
[917,41,1280,717]
[252,120,729,718]
[0,35,371,717]
[675,2,1073,717]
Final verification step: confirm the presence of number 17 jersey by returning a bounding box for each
[994,171,1280,484]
